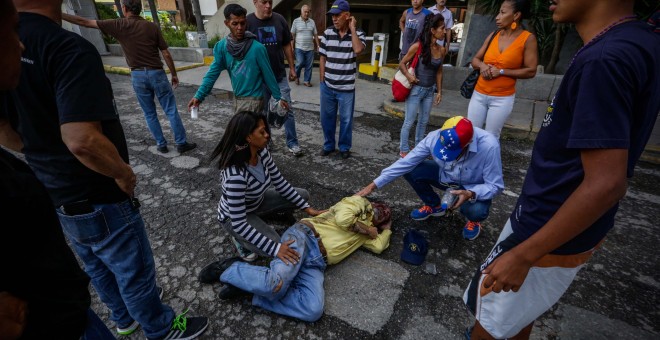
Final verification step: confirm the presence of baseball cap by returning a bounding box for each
[433,116,474,162]
[327,0,350,15]
[400,229,428,266]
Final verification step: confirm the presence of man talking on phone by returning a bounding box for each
[318,0,365,160]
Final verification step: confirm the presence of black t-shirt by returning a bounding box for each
[510,21,660,254]
[10,13,129,206]
[246,12,292,81]
[0,147,91,339]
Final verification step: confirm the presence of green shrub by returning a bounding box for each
[95,2,118,44]
[207,35,221,48]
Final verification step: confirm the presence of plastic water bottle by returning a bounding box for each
[190,106,198,119]
[441,190,458,210]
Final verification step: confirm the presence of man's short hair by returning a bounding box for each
[121,0,142,15]
[224,4,247,20]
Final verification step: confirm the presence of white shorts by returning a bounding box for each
[463,220,599,339]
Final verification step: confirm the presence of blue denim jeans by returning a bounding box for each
[220,224,326,322]
[320,82,355,152]
[400,85,434,152]
[295,49,314,84]
[263,77,299,148]
[403,160,492,222]
[131,69,187,147]
[57,199,175,339]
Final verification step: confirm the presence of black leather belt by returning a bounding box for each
[129,67,162,71]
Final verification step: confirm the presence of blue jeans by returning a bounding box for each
[400,85,434,152]
[57,199,175,339]
[220,224,326,322]
[81,308,116,340]
[320,82,355,152]
[131,69,187,147]
[403,160,492,222]
[263,77,299,148]
[295,49,314,84]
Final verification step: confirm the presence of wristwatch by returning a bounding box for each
[499,69,505,75]
[468,190,477,203]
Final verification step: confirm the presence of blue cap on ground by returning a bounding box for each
[327,0,350,15]
[401,229,428,265]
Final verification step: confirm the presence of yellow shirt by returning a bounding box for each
[301,196,392,265]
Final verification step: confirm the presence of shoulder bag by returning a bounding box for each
[460,30,500,99]
[392,42,423,102]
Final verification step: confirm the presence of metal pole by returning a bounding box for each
[191,0,204,33]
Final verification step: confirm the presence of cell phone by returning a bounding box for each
[61,200,94,216]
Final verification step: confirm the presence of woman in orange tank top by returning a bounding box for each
[467,0,538,139]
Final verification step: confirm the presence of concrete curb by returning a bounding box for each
[382,99,659,164]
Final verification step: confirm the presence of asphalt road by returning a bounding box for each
[100,73,659,340]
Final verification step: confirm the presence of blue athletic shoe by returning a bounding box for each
[463,221,481,240]
[410,205,445,220]
[464,326,473,340]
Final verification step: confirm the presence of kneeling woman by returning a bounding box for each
[210,111,322,262]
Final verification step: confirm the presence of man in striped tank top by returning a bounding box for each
[318,0,366,160]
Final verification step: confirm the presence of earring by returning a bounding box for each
[510,22,517,30]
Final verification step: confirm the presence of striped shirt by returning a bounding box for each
[319,27,366,91]
[218,149,310,257]
[291,17,317,51]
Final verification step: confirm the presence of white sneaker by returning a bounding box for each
[288,145,303,157]
[231,237,257,262]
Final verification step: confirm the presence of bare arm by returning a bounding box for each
[489,34,539,80]
[319,55,326,82]
[290,32,296,52]
[313,33,320,51]
[434,47,445,105]
[284,43,297,81]
[399,10,406,31]
[399,43,420,84]
[61,13,98,29]
[445,28,452,49]
[483,148,628,293]
[160,49,178,88]
[349,17,365,54]
[0,119,23,152]
[471,32,496,77]
[61,121,136,196]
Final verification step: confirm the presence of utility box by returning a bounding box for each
[371,33,389,67]
[186,31,208,48]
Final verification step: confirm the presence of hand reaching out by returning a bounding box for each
[304,207,326,216]
[482,248,533,293]
[356,182,377,197]
[277,239,300,265]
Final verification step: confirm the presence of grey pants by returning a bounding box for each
[234,96,264,114]
[221,188,310,256]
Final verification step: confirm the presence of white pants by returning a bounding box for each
[467,91,515,139]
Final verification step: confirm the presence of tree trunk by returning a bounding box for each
[147,0,160,29]
[190,0,204,32]
[114,0,124,18]
[546,24,566,74]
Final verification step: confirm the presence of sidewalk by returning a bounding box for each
[102,56,660,163]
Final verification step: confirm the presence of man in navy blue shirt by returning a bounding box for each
[463,0,660,339]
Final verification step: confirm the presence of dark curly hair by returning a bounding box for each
[505,0,531,21]
[419,14,446,66]
[121,0,142,15]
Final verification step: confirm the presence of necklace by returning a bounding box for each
[567,15,636,70]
